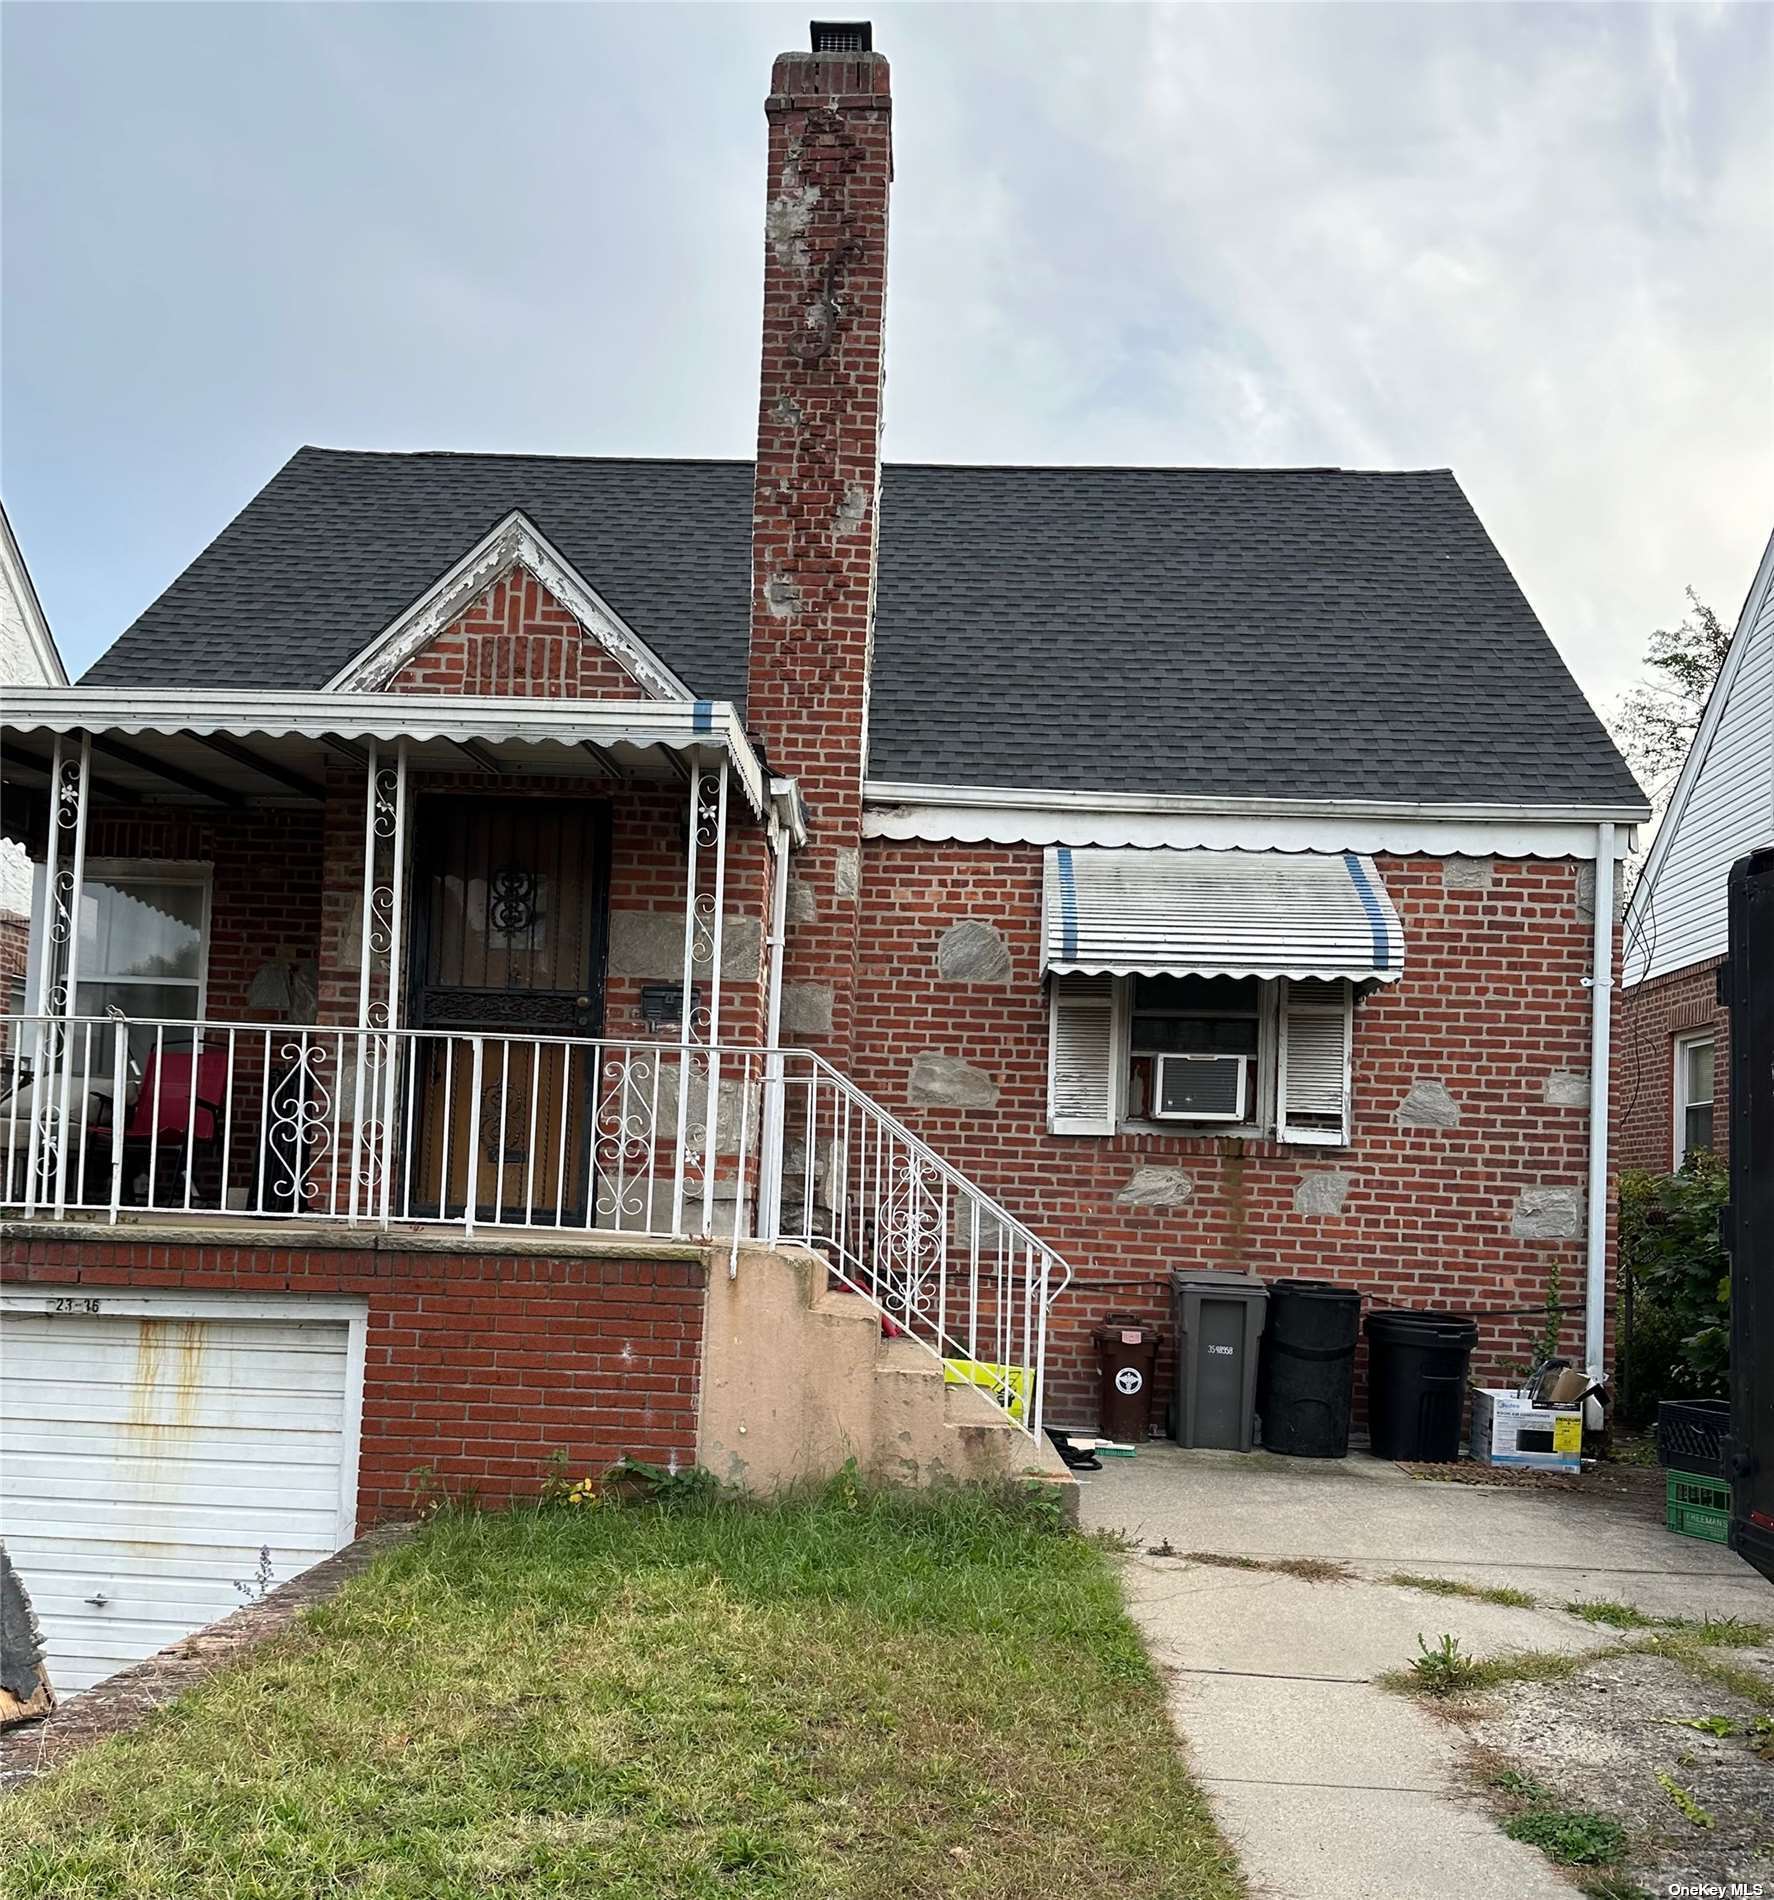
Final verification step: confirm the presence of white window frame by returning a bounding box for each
[1121,976,1278,1138]
[27,858,214,1023]
[1672,1029,1715,1167]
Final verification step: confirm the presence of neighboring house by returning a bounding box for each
[0,502,68,1023]
[0,30,1647,1694]
[1621,528,1774,1174]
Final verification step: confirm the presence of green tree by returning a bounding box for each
[1613,589,1734,814]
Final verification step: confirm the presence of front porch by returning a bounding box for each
[0,689,1070,1444]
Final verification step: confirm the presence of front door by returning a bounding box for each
[407,797,610,1222]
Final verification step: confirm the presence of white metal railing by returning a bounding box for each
[0,1012,1072,1440]
[772,1052,1074,1443]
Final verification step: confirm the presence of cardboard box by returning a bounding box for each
[1471,1387,1583,1473]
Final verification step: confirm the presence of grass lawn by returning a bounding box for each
[0,1478,1243,1898]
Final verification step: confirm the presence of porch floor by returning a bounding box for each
[0,1211,712,1261]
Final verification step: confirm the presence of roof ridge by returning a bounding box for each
[291,445,1458,480]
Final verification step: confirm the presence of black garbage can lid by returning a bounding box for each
[1267,1278,1360,1303]
[1364,1307,1478,1344]
[1170,1270,1267,1290]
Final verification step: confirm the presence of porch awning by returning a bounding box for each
[0,689,767,816]
[1042,846,1406,983]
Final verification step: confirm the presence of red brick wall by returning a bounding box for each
[3,1232,707,1524]
[745,47,893,1071]
[0,912,30,1052]
[1618,958,1730,1174]
[387,566,648,699]
[851,843,1611,1429]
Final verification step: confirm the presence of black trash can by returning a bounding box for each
[1257,1279,1361,1458]
[1364,1309,1479,1461]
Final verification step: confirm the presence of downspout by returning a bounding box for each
[1584,821,1616,1392]
[756,803,794,1244]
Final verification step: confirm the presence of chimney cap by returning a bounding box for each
[809,20,872,52]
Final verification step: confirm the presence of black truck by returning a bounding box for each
[1724,845,1774,1583]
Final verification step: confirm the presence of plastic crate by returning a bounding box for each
[1666,1469,1730,1545]
[1658,1399,1730,1479]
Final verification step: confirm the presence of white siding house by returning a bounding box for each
[1625,528,1774,987]
[1,502,69,920]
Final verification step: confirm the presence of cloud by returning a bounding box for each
[882,1,1774,712]
[4,0,1769,711]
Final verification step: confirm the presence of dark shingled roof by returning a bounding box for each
[83,448,1644,809]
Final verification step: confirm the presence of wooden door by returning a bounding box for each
[406,798,610,1222]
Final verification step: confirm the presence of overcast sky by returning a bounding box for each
[3,1,1770,713]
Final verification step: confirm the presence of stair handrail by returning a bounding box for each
[796,1047,1077,1306]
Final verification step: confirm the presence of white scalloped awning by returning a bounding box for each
[1042,846,1405,982]
[0,689,767,815]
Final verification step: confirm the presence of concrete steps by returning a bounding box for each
[699,1245,1076,1508]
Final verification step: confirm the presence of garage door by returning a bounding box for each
[0,1290,365,1696]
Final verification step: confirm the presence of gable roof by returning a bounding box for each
[82,447,1645,811]
[1624,524,1774,985]
[1,499,69,687]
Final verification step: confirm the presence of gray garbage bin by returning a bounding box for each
[1169,1270,1269,1451]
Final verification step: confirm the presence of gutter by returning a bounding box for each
[863,778,1651,827]
[1585,821,1616,1394]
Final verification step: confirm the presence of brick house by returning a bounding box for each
[2,28,1647,1692]
[1619,527,1774,1176]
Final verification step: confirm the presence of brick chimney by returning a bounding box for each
[746,24,891,1065]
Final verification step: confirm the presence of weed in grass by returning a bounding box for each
[232,1544,275,1605]
[1267,1557,1354,1583]
[1655,1770,1715,1828]
[1581,1872,1654,1900]
[1670,1715,1740,1737]
[1502,1805,1628,1867]
[1565,1599,1661,1630]
[1648,1637,1774,1711]
[1486,1767,1553,1803]
[1183,1551,1351,1582]
[1406,1633,1483,1697]
[1388,1572,1538,1609]
[1384,1637,1582,1702]
[1562,1602,1771,1643]
[1676,1614,1770,1648]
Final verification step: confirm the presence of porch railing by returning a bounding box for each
[0,1013,1072,1441]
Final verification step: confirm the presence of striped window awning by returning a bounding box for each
[1042,847,1406,983]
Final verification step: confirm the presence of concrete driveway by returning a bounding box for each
[1081,1446,1769,1900]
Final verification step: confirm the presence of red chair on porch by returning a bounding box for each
[110,1048,230,1204]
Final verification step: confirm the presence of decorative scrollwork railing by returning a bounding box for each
[0,1012,1072,1441]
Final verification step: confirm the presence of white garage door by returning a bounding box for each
[0,1289,365,1696]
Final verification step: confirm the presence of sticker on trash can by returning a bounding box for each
[1119,1329,1141,1345]
[1114,1367,1145,1396]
